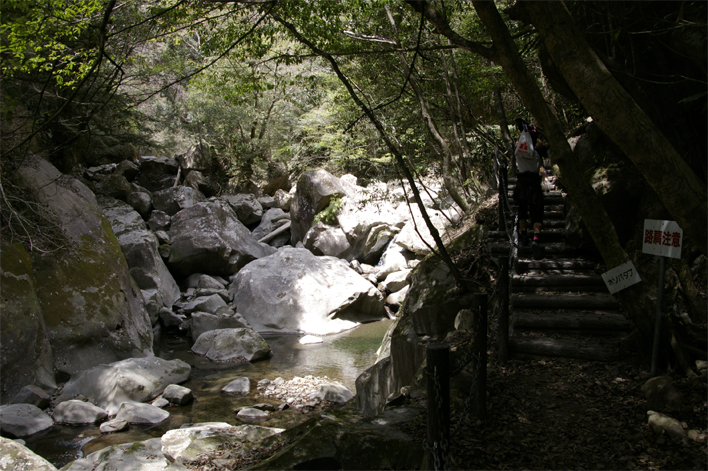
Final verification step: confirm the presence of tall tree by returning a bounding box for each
[520,1,707,256]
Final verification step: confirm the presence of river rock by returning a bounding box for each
[167,200,275,276]
[100,417,129,434]
[380,269,411,293]
[641,376,685,413]
[252,208,290,247]
[52,400,107,425]
[0,404,54,438]
[386,285,409,307]
[231,248,385,335]
[100,197,180,320]
[63,437,187,471]
[190,311,248,342]
[127,191,153,219]
[148,209,172,231]
[94,173,132,202]
[303,222,351,257]
[191,328,271,364]
[273,188,293,211]
[10,385,51,409]
[115,402,170,425]
[60,357,191,415]
[160,308,187,329]
[222,377,250,396]
[647,410,686,441]
[375,244,412,281]
[0,244,56,403]
[184,170,218,198]
[290,169,351,244]
[393,203,450,255]
[0,437,58,471]
[153,186,204,216]
[161,423,284,463]
[180,294,227,315]
[236,408,269,424]
[162,384,193,406]
[14,153,153,377]
[223,194,264,225]
[136,155,180,192]
[312,383,355,404]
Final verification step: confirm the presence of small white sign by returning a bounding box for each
[602,260,641,294]
[642,219,683,259]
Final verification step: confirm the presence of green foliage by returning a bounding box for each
[1,0,103,89]
[313,196,343,225]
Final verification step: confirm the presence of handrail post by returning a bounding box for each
[471,293,488,419]
[498,162,508,232]
[426,343,450,469]
[498,256,510,364]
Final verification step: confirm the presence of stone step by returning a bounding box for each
[512,273,604,287]
[490,242,578,259]
[506,193,565,205]
[516,259,597,272]
[513,310,631,332]
[487,229,566,242]
[509,336,621,362]
[512,293,620,310]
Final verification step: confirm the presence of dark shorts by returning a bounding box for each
[513,172,544,224]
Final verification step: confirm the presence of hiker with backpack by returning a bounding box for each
[513,118,545,259]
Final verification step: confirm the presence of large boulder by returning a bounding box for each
[355,220,484,416]
[135,156,180,192]
[290,169,350,245]
[100,198,180,321]
[62,437,188,471]
[0,244,56,403]
[94,173,132,202]
[161,423,284,463]
[15,154,152,376]
[0,437,58,471]
[230,248,385,335]
[393,203,451,255]
[167,200,276,277]
[190,311,249,343]
[60,357,191,415]
[191,328,271,364]
[335,187,405,264]
[52,400,107,425]
[223,194,263,226]
[0,404,54,438]
[152,186,204,216]
[303,222,351,257]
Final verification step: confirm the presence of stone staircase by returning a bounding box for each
[489,175,630,361]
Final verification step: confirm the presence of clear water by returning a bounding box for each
[24,320,391,468]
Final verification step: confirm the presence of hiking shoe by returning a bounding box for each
[532,238,543,260]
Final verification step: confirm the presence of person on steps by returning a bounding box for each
[513,119,545,259]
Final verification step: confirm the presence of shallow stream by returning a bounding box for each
[26,320,392,468]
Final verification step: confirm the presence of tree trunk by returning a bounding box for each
[385,6,470,213]
[521,1,707,256]
[493,83,516,173]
